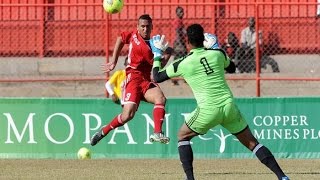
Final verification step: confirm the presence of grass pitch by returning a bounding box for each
[0,159,319,180]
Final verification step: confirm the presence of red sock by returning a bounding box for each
[101,114,124,136]
[153,104,165,133]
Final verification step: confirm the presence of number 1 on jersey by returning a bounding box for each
[200,57,214,75]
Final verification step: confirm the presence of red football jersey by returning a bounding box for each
[121,30,154,80]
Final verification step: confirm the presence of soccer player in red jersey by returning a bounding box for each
[90,14,170,146]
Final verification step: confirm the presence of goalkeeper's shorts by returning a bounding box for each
[185,102,248,135]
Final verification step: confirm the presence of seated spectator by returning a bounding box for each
[222,32,255,73]
[223,32,239,59]
[240,17,280,73]
[235,47,256,73]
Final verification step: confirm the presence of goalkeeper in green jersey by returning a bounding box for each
[149,24,289,180]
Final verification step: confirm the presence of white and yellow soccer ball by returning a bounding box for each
[103,0,124,14]
[77,147,91,160]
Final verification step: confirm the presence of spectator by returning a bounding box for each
[172,6,188,85]
[105,57,128,105]
[240,17,280,73]
[222,32,255,73]
[235,46,256,73]
[224,32,240,60]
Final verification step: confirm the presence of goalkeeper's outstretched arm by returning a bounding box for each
[152,57,170,83]
[150,34,171,83]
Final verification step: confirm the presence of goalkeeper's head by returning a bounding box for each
[187,24,205,48]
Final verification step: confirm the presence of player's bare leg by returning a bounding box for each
[144,84,170,144]
[235,126,290,180]
[90,103,137,146]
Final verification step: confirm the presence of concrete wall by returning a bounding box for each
[0,55,319,97]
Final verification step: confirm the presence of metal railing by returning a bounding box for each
[0,1,319,97]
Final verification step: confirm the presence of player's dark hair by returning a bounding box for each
[187,24,204,47]
[138,14,152,23]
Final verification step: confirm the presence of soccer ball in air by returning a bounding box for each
[77,147,91,160]
[103,0,124,14]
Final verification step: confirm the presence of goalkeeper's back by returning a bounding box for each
[174,47,233,108]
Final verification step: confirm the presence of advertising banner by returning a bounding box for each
[0,97,319,159]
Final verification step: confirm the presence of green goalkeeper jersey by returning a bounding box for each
[158,48,233,108]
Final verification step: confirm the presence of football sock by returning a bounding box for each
[178,140,195,180]
[153,104,165,133]
[253,144,286,179]
[101,114,124,136]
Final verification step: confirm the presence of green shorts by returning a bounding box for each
[185,102,248,135]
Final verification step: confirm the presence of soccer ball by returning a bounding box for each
[103,0,124,14]
[77,147,91,160]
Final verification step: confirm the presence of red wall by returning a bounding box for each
[0,0,319,56]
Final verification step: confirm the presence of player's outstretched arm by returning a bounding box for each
[203,33,236,73]
[111,36,125,65]
[101,36,124,73]
[153,57,184,83]
[150,35,171,83]
[152,65,170,83]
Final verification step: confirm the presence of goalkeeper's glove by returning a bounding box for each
[203,33,220,49]
[150,34,169,60]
